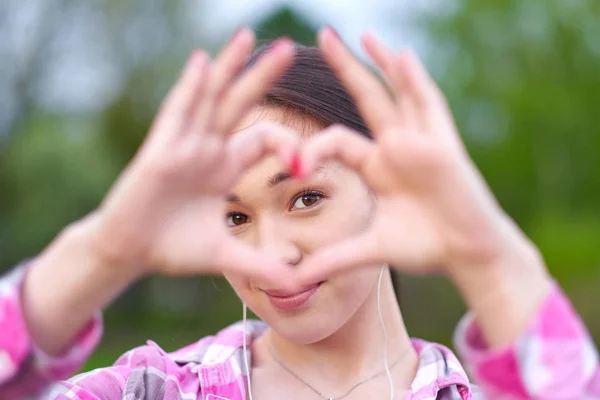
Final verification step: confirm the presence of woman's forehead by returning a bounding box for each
[233,106,323,138]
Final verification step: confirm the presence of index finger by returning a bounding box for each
[215,237,296,291]
[214,38,296,136]
[317,27,398,136]
[296,232,383,286]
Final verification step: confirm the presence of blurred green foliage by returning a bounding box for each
[0,0,598,372]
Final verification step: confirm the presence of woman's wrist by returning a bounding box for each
[22,215,143,356]
[447,223,552,348]
[77,211,150,278]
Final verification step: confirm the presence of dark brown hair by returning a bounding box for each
[245,44,371,138]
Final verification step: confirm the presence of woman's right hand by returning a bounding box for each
[89,29,297,283]
[20,29,297,357]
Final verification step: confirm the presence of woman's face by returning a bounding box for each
[224,107,381,344]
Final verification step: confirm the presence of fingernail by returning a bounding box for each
[290,151,303,180]
[326,25,341,40]
[267,37,293,54]
[229,27,251,45]
[320,26,343,52]
[227,28,241,46]
[321,25,341,42]
[186,50,206,70]
[232,27,243,38]
[187,49,199,63]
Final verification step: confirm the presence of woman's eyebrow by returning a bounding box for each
[267,172,291,188]
[225,173,289,202]
[267,165,327,188]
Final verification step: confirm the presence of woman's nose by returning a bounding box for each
[256,221,302,267]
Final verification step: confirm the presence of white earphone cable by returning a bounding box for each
[243,303,254,400]
[377,265,394,400]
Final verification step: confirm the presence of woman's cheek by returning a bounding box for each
[224,273,253,300]
[310,194,373,246]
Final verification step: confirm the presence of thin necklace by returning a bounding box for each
[268,345,408,400]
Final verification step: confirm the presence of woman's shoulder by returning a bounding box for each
[111,319,267,370]
[43,320,266,399]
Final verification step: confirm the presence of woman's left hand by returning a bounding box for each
[298,28,523,278]
[296,28,551,346]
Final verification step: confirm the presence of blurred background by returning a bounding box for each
[1,0,599,371]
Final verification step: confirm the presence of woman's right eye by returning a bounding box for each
[227,213,248,227]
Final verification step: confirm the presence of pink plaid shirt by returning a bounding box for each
[0,265,598,399]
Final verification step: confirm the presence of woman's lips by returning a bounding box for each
[264,283,322,311]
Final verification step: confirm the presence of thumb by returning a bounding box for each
[299,124,375,180]
[226,122,300,177]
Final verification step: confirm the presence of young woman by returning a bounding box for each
[0,27,598,399]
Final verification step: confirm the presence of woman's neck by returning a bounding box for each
[253,270,418,393]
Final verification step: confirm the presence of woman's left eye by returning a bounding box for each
[291,192,323,210]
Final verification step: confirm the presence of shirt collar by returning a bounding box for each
[166,321,474,399]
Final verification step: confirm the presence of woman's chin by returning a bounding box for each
[268,317,338,345]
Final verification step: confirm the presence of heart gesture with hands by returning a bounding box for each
[296,28,548,292]
[23,27,551,360]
